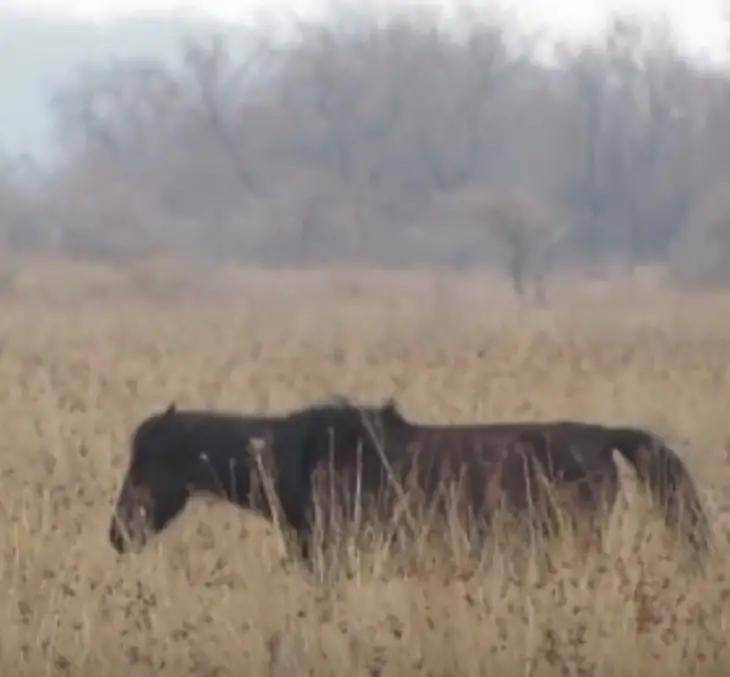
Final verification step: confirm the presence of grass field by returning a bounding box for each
[1,260,730,676]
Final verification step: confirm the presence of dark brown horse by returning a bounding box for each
[301,399,714,562]
[108,396,394,558]
[108,397,713,566]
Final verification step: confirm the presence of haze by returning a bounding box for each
[2,0,728,162]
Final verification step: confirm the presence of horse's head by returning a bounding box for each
[109,403,285,554]
[109,403,196,554]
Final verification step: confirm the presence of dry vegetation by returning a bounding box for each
[1,260,730,676]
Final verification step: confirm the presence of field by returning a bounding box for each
[2,260,730,676]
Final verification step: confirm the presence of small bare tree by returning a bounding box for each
[482,189,563,303]
[440,183,563,302]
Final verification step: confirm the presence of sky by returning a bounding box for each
[1,0,727,162]
[4,0,729,61]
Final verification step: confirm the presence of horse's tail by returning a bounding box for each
[608,427,714,558]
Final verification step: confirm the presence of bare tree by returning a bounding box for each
[27,5,730,280]
[484,190,562,302]
[559,14,698,265]
[178,34,277,195]
[51,58,183,163]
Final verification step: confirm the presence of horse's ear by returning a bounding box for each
[383,397,399,414]
[163,402,177,418]
[383,397,405,423]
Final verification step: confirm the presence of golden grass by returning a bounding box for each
[2,260,730,676]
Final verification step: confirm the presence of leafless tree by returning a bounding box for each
[7,4,724,286]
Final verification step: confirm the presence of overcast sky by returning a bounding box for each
[5,0,729,60]
[2,0,728,161]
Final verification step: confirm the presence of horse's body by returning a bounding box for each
[108,397,713,565]
[296,404,713,561]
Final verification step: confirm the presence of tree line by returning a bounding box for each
[3,6,730,294]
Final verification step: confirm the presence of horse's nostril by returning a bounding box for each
[109,519,131,554]
[109,515,149,555]
[109,530,124,553]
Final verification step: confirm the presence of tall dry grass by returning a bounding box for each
[0,260,729,676]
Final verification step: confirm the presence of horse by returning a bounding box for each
[303,401,714,563]
[108,397,713,567]
[107,396,398,559]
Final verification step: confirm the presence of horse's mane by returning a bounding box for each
[379,397,408,424]
[308,393,408,425]
[312,393,356,408]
